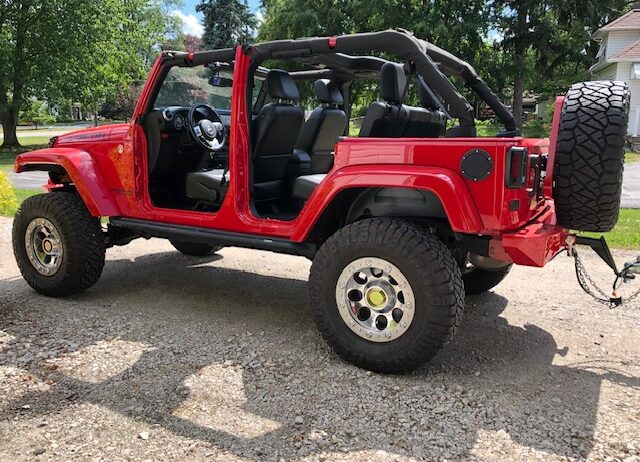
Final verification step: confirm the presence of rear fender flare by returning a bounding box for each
[14,148,120,217]
[294,165,484,241]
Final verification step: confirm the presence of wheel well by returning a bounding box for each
[307,187,453,246]
[21,163,71,184]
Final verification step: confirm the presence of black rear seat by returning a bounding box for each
[292,63,446,201]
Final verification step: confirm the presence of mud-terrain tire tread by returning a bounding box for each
[170,240,222,256]
[12,192,105,297]
[309,218,464,373]
[463,265,512,295]
[553,80,630,232]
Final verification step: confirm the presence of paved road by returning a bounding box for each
[623,162,640,209]
[0,217,639,461]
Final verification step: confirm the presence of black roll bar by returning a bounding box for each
[249,29,517,131]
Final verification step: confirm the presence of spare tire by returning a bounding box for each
[553,81,630,232]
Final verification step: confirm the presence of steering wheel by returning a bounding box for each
[187,103,227,151]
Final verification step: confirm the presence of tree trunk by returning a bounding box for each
[511,5,528,131]
[512,53,525,130]
[1,105,21,148]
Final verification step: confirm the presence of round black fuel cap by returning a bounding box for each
[460,149,493,181]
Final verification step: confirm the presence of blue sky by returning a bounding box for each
[174,0,261,36]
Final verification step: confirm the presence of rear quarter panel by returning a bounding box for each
[328,137,550,234]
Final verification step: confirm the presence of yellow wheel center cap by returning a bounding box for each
[367,287,387,309]
[43,240,52,253]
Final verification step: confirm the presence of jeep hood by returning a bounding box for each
[55,123,130,145]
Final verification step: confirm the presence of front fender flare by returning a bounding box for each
[293,165,484,241]
[14,148,120,217]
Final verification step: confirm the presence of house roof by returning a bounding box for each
[594,9,640,38]
[613,37,640,59]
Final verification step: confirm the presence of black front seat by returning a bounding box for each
[252,69,304,201]
[358,62,410,138]
[186,169,229,203]
[295,79,347,174]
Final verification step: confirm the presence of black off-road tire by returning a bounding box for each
[554,80,630,232]
[170,240,222,256]
[12,192,105,297]
[463,265,512,295]
[309,218,464,373]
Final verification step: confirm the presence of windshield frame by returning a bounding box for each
[152,64,234,110]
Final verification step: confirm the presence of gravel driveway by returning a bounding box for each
[1,217,639,461]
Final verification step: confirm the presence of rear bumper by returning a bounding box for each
[488,201,568,267]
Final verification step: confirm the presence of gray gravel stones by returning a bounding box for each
[0,217,639,461]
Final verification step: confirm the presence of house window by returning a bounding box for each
[596,41,607,62]
[631,63,640,79]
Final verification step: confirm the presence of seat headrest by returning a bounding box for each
[266,69,300,101]
[380,62,407,105]
[314,79,343,106]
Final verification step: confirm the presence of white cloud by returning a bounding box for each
[171,10,204,37]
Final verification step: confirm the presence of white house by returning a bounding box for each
[591,9,640,139]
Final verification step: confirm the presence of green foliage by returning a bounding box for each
[100,84,144,121]
[521,119,550,138]
[0,171,18,216]
[163,34,204,52]
[0,0,179,147]
[19,100,55,129]
[258,0,632,127]
[492,0,631,125]
[197,0,257,49]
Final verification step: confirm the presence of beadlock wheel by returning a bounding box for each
[309,218,464,373]
[25,218,64,276]
[335,257,415,342]
[12,192,105,297]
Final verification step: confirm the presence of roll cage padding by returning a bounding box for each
[249,30,480,129]
[249,30,474,128]
[418,40,517,132]
[162,30,516,132]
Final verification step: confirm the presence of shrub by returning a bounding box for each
[0,171,18,216]
[522,119,551,138]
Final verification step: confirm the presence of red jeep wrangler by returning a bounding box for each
[11,30,632,372]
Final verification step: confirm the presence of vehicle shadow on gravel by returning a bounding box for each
[1,251,639,460]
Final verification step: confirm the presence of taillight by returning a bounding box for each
[505,147,528,188]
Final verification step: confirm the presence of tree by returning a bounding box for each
[259,0,492,114]
[197,0,257,49]
[0,0,178,148]
[163,34,204,52]
[100,84,144,121]
[493,0,633,128]
[19,99,55,129]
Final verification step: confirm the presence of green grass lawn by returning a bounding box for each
[625,151,640,164]
[577,209,640,250]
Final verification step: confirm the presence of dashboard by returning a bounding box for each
[155,106,232,134]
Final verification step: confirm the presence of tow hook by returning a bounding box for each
[565,235,640,308]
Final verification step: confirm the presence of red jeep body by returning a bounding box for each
[13,30,631,372]
[15,41,567,268]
